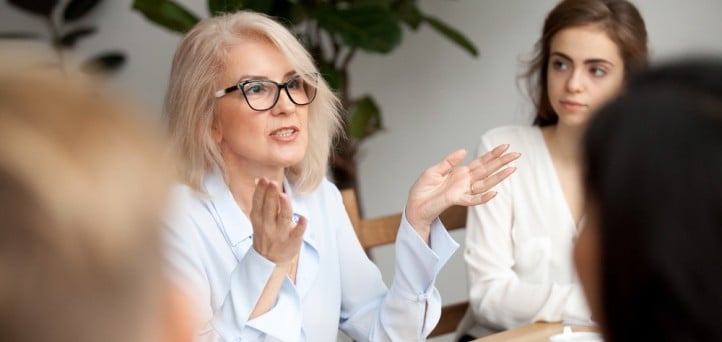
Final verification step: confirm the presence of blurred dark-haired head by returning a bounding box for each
[578,59,722,341]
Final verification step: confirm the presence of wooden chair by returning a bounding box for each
[341,188,470,338]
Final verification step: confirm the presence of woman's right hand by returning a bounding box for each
[249,177,306,266]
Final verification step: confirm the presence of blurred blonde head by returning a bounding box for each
[165,11,342,193]
[0,53,187,342]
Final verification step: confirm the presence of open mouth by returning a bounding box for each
[271,127,298,137]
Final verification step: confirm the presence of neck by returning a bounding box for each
[223,157,285,216]
[543,123,585,165]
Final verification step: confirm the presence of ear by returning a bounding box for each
[211,116,223,144]
[161,283,197,342]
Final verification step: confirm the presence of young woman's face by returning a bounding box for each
[212,39,310,173]
[547,24,625,127]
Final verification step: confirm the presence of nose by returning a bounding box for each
[270,88,295,116]
[566,69,584,93]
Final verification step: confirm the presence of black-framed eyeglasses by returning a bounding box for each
[214,74,318,111]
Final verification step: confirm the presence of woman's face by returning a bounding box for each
[547,24,625,127]
[574,202,604,327]
[212,39,309,173]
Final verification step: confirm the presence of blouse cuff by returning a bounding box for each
[428,216,460,273]
[244,277,303,341]
[390,211,459,296]
[232,248,277,317]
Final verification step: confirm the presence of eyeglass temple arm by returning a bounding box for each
[214,85,239,98]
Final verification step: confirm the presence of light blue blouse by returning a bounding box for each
[164,168,459,342]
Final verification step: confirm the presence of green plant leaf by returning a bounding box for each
[240,0,273,13]
[0,32,41,39]
[266,0,295,24]
[63,0,101,22]
[207,0,242,16]
[422,15,478,57]
[349,95,382,140]
[352,0,394,7]
[319,62,342,92]
[317,5,401,53]
[391,0,422,29]
[58,26,96,47]
[132,0,199,33]
[8,0,58,17]
[208,0,290,17]
[81,51,126,74]
[285,2,306,25]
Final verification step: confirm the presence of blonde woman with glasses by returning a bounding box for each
[162,11,519,341]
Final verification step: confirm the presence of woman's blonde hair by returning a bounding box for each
[165,11,342,193]
[0,54,173,342]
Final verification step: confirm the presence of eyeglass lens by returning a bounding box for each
[241,76,317,111]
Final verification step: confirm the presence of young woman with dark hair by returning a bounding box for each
[461,0,649,338]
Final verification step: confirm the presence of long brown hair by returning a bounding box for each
[523,0,649,126]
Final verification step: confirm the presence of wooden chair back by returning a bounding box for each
[340,188,469,338]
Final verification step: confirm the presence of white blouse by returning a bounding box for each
[164,168,459,341]
[461,125,591,337]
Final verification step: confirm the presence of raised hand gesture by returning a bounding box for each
[249,178,307,266]
[405,144,520,242]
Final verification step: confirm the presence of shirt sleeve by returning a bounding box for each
[163,189,304,342]
[335,190,459,341]
[464,133,590,331]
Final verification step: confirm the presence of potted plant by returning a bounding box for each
[132,0,478,191]
[1,0,125,74]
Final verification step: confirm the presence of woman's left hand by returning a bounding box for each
[405,144,519,242]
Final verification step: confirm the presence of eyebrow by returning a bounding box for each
[234,70,298,83]
[551,52,615,67]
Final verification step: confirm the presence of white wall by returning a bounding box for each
[2,1,721,341]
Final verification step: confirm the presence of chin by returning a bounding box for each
[278,153,306,168]
[274,141,307,168]
[558,114,592,127]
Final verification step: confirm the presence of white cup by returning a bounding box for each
[549,326,603,342]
